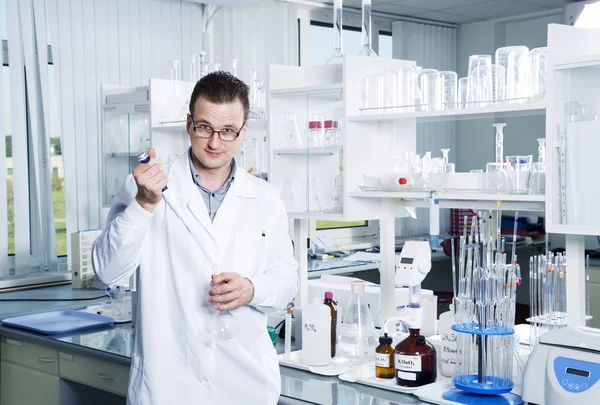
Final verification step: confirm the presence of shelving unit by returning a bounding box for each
[348,101,546,123]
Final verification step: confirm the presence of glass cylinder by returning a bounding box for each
[495,46,530,103]
[363,73,385,114]
[467,55,492,107]
[327,0,344,64]
[440,71,458,110]
[420,69,441,111]
[358,0,377,57]
[231,58,238,77]
[384,70,398,113]
[189,53,197,82]
[458,77,468,109]
[491,64,506,104]
[198,52,208,79]
[391,67,413,112]
[530,47,547,101]
[169,60,180,93]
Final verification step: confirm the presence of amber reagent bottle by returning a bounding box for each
[375,333,395,378]
[394,328,437,387]
[323,291,337,357]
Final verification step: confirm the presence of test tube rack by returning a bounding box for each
[71,229,102,289]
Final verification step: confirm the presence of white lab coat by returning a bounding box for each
[92,154,299,405]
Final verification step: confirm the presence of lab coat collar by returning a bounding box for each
[169,153,257,254]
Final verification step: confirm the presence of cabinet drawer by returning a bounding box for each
[59,352,129,396]
[0,337,58,375]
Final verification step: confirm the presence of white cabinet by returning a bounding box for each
[0,338,59,405]
[0,361,59,405]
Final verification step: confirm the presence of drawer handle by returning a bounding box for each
[96,373,114,380]
[38,357,56,363]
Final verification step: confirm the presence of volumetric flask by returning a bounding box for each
[491,64,506,104]
[338,280,379,364]
[495,46,530,103]
[458,77,468,109]
[467,55,492,107]
[440,71,458,110]
[530,47,547,102]
[420,69,441,111]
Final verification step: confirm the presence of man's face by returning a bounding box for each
[187,97,247,171]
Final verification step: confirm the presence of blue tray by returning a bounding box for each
[1,310,115,335]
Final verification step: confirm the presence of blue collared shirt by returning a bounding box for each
[188,148,237,222]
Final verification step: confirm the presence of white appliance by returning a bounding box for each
[522,326,600,405]
[301,298,332,367]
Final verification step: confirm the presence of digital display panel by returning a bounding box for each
[400,257,414,264]
[566,368,590,378]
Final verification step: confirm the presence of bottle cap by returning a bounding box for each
[416,335,426,345]
[379,333,393,345]
[308,121,322,129]
[324,291,333,299]
[350,280,366,294]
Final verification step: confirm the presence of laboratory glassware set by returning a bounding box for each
[448,211,523,397]
[325,0,377,64]
[361,46,547,115]
[360,122,546,196]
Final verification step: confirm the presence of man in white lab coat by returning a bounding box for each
[92,71,299,405]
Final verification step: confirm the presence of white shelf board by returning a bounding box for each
[105,152,139,158]
[270,83,343,98]
[348,102,546,123]
[348,191,545,211]
[152,122,186,131]
[273,146,342,156]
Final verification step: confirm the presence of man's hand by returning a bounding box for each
[133,148,167,213]
[208,272,254,311]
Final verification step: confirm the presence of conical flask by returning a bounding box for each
[337,280,379,364]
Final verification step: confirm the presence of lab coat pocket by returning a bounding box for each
[234,231,266,278]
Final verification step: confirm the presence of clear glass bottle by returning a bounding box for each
[358,0,377,57]
[308,120,323,147]
[394,328,437,387]
[337,280,379,364]
[375,333,395,379]
[324,291,337,358]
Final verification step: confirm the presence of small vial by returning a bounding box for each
[375,333,395,378]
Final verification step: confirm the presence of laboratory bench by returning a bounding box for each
[0,286,428,405]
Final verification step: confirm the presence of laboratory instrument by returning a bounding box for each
[137,151,239,341]
[309,177,322,213]
[420,69,441,111]
[495,46,530,103]
[440,71,458,110]
[530,47,547,102]
[363,73,385,114]
[491,64,507,103]
[189,53,197,82]
[394,327,437,387]
[375,333,395,378]
[506,155,532,194]
[523,326,600,405]
[486,122,513,192]
[337,280,379,364]
[282,112,302,148]
[71,229,102,289]
[301,297,332,366]
[324,291,338,357]
[467,55,492,107]
[327,0,344,64]
[230,58,238,77]
[285,305,293,359]
[308,119,324,147]
[446,211,521,398]
[198,52,208,79]
[358,0,377,57]
[530,137,546,195]
[527,252,568,349]
[458,77,468,109]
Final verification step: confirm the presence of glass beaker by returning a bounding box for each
[458,77,468,109]
[491,64,506,104]
[495,46,530,103]
[467,55,492,107]
[383,69,398,113]
[210,264,239,341]
[363,73,385,114]
[420,69,441,112]
[440,71,458,110]
[506,155,532,194]
[337,280,379,364]
[358,0,377,57]
[530,47,547,102]
[327,0,344,64]
[391,66,414,112]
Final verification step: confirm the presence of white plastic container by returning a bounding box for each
[301,298,332,366]
[438,306,458,377]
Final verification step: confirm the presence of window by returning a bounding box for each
[309,21,364,66]
[49,65,66,256]
[379,31,393,59]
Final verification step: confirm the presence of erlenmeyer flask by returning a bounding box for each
[337,280,379,364]
[309,178,322,213]
[358,0,377,57]
[211,264,239,341]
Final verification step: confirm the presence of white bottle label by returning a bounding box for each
[395,355,422,372]
[375,353,391,368]
[397,370,417,381]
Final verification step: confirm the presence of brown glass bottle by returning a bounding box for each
[375,333,395,378]
[324,292,337,357]
[394,328,437,387]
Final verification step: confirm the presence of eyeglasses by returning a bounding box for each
[191,119,245,142]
